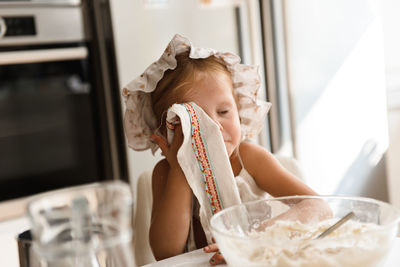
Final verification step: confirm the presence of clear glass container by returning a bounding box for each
[210,196,400,267]
[27,181,136,267]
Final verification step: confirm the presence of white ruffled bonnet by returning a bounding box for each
[122,34,271,153]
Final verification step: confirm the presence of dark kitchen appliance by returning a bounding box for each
[0,0,127,219]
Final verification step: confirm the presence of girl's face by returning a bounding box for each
[188,72,241,157]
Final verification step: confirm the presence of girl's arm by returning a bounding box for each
[149,126,193,260]
[239,142,317,197]
[239,142,332,225]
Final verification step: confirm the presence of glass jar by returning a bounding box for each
[27,181,136,267]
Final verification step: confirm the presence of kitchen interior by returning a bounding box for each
[1,0,400,266]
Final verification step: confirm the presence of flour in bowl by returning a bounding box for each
[218,219,393,267]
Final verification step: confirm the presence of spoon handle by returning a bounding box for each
[316,211,356,239]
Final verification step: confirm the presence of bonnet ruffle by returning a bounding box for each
[122,34,271,153]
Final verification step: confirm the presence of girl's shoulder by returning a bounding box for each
[239,141,272,159]
[238,141,276,176]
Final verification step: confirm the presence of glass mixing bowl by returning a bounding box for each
[210,196,400,267]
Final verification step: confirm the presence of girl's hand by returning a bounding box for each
[151,124,183,169]
[203,238,225,265]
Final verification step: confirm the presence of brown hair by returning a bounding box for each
[151,51,233,132]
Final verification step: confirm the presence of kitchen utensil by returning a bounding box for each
[298,211,356,251]
[314,211,355,239]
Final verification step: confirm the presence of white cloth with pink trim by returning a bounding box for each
[166,102,242,244]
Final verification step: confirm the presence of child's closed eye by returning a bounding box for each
[217,110,229,115]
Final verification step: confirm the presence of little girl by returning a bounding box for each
[123,34,317,264]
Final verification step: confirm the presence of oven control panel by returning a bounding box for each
[0,6,85,46]
[0,16,36,38]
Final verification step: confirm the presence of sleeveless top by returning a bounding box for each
[234,153,269,203]
[185,151,269,251]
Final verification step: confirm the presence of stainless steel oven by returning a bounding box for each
[0,0,127,219]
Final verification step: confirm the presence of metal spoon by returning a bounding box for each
[315,211,356,239]
[300,211,356,250]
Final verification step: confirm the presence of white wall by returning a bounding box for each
[380,0,400,208]
[283,0,389,200]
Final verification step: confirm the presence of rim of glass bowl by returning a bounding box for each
[209,195,400,241]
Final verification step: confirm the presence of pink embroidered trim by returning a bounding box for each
[182,103,223,214]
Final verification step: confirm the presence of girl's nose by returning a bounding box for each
[209,113,223,131]
[214,120,223,131]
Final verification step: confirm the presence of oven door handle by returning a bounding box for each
[0,47,88,65]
